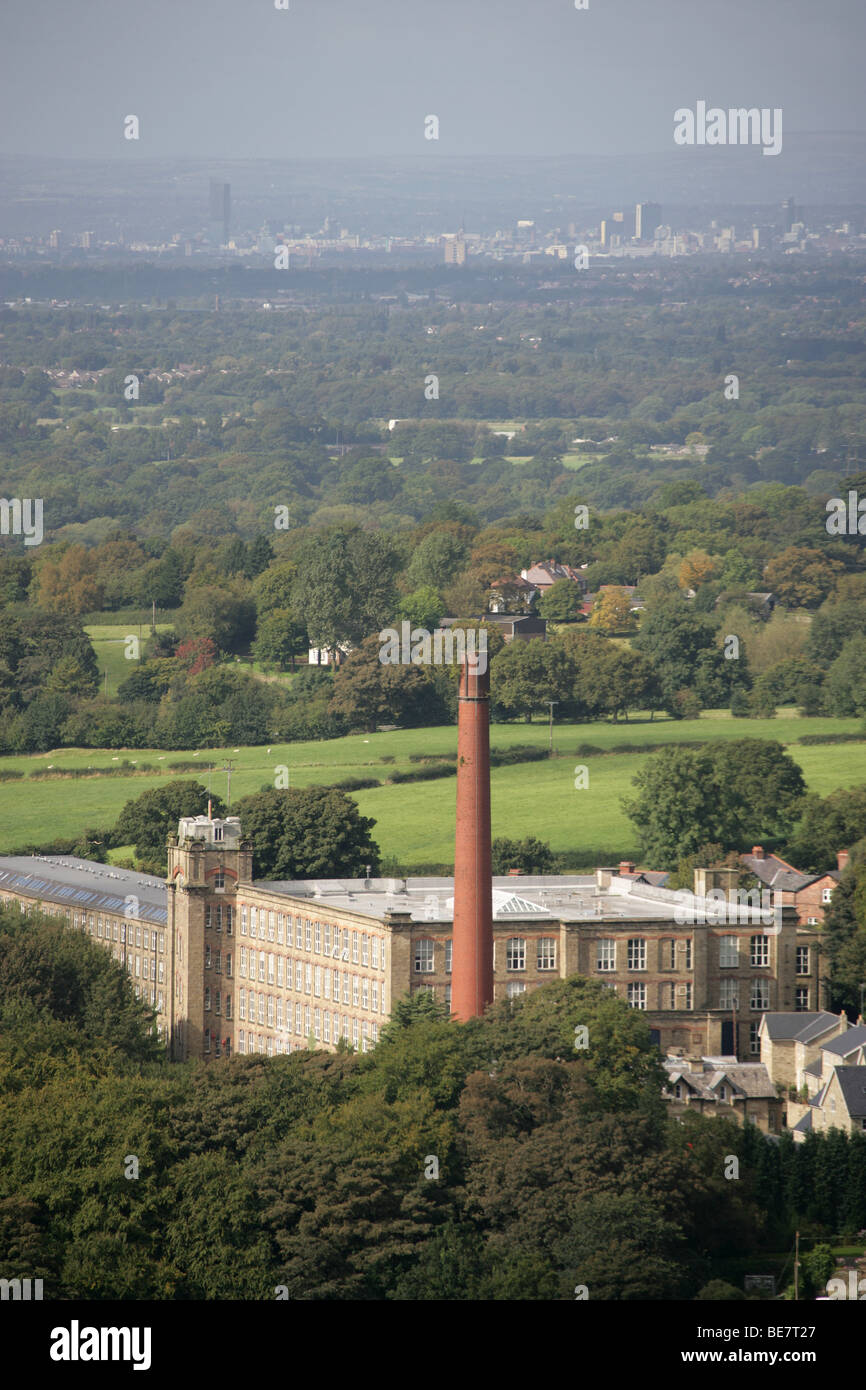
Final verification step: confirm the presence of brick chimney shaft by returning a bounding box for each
[451,659,494,1020]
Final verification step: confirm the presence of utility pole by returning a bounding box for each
[547,701,558,756]
[223,759,236,811]
[794,1231,800,1301]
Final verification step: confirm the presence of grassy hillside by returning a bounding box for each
[1,713,865,865]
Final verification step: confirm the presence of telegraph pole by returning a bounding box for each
[223,759,236,811]
[547,701,558,756]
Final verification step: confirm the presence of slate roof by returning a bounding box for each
[760,1012,841,1043]
[822,1025,866,1058]
[0,854,167,925]
[835,1067,866,1119]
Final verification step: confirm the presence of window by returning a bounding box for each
[268,953,275,985]
[342,974,350,1006]
[821,886,833,904]
[213,871,225,890]
[352,1018,359,1047]
[324,1012,331,1043]
[362,934,369,966]
[215,990,221,1016]
[204,1029,211,1053]
[372,980,379,1013]
[362,978,369,1010]
[205,943,212,969]
[277,913,284,944]
[537,938,556,971]
[372,937,380,969]
[664,939,676,970]
[750,935,769,968]
[673,1082,682,1100]
[414,939,435,973]
[332,969,339,1001]
[204,986,211,1011]
[506,981,526,998]
[795,987,810,1012]
[258,994,265,1025]
[136,926,141,947]
[324,922,331,953]
[239,989,246,1021]
[596,939,616,972]
[796,946,810,976]
[719,935,739,968]
[352,932,359,964]
[719,979,739,1010]
[627,938,646,971]
[678,982,693,1011]
[304,1005,311,1035]
[444,939,452,974]
[240,948,247,978]
[295,961,303,991]
[314,1008,321,1040]
[749,1022,760,1055]
[158,960,165,983]
[277,956,283,987]
[214,824,223,842]
[305,920,312,951]
[267,996,275,1026]
[241,905,248,935]
[238,1029,245,1053]
[305,963,312,994]
[718,1085,728,1102]
[683,939,692,970]
[295,918,303,948]
[750,979,770,1011]
[314,967,321,998]
[225,995,232,1019]
[215,949,221,974]
[295,1003,302,1035]
[259,954,266,983]
[352,975,360,1007]
[506,938,526,971]
[324,969,331,1000]
[277,998,283,1028]
[627,982,646,1009]
[269,912,276,942]
[314,921,321,953]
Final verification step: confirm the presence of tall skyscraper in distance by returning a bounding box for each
[782,197,797,233]
[209,181,231,245]
[635,202,662,242]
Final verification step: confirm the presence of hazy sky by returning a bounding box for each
[1,0,863,160]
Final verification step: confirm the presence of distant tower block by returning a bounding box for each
[451,656,494,1020]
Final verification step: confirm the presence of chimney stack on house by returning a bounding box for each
[837,849,851,872]
[451,656,494,1020]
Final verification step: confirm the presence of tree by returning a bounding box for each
[174,583,256,655]
[825,636,866,717]
[233,786,381,879]
[624,740,806,868]
[589,587,637,634]
[252,610,306,670]
[822,845,866,1014]
[405,530,471,593]
[490,639,573,722]
[291,526,402,650]
[113,781,225,864]
[33,545,104,615]
[678,550,718,591]
[763,547,843,610]
[787,787,866,874]
[491,837,555,874]
[328,635,450,732]
[537,579,583,622]
[396,586,446,632]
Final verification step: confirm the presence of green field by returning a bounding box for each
[1,713,865,865]
[84,623,174,697]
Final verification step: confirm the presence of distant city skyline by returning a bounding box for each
[0,0,863,160]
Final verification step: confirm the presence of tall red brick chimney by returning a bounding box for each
[451,657,494,1021]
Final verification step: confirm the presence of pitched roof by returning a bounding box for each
[822,1024,866,1058]
[834,1067,866,1119]
[760,1011,841,1043]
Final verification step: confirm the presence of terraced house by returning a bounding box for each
[0,815,829,1064]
